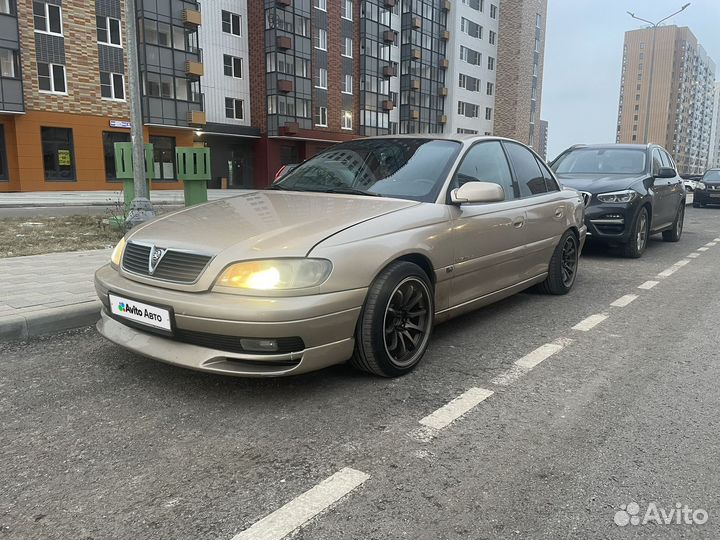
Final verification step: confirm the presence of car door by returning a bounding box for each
[650,148,674,229]
[447,140,528,309]
[502,141,569,280]
[660,149,684,219]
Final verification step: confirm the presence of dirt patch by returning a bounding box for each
[0,215,124,258]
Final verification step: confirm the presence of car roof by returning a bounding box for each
[361,133,524,145]
[563,143,656,151]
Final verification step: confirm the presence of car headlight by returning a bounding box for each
[215,259,332,290]
[596,190,638,203]
[696,182,706,190]
[110,237,126,267]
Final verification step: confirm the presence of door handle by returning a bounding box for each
[554,207,564,218]
[512,216,525,228]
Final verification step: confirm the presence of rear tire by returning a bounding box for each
[621,207,649,259]
[350,261,434,377]
[537,230,579,295]
[662,203,684,242]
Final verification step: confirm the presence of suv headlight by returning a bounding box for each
[215,259,332,290]
[110,237,126,267]
[696,182,706,190]
[597,190,638,203]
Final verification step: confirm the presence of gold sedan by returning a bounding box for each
[95,135,586,377]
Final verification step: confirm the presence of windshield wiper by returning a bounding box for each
[322,187,381,197]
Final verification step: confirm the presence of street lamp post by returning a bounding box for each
[627,3,691,145]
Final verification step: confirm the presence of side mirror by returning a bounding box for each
[656,167,676,179]
[451,181,505,204]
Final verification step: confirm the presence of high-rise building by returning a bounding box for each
[494,0,547,149]
[616,25,716,175]
[709,82,720,170]
[536,118,547,159]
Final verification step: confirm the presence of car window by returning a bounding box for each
[450,141,515,201]
[651,149,663,176]
[535,156,560,192]
[552,148,647,174]
[660,150,676,172]
[503,142,547,197]
[703,170,720,182]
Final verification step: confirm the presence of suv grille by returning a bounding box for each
[122,242,212,283]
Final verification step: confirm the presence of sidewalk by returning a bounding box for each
[0,249,109,341]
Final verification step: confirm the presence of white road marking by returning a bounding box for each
[572,313,608,332]
[611,294,638,307]
[674,259,691,267]
[514,338,573,370]
[687,253,701,258]
[638,280,659,289]
[489,365,527,387]
[715,238,720,242]
[658,266,680,277]
[698,247,709,252]
[232,468,370,540]
[419,387,493,431]
[705,242,717,247]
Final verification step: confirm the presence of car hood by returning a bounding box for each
[127,190,419,258]
[556,173,646,194]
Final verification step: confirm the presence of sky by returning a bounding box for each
[542,0,720,160]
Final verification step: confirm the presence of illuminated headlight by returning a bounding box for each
[696,182,706,190]
[596,190,638,203]
[215,259,332,290]
[110,237,126,267]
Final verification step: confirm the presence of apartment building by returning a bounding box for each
[616,25,716,175]
[709,82,720,170]
[536,118,547,158]
[494,0,547,148]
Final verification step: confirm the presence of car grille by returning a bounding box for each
[122,242,212,284]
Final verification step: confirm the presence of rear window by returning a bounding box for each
[703,170,720,182]
[552,148,647,175]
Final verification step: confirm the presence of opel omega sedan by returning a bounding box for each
[95,136,587,378]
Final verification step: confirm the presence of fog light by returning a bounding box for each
[604,213,623,219]
[240,338,279,352]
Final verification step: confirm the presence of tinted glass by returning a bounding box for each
[504,142,547,197]
[41,127,75,181]
[703,170,720,182]
[552,148,647,175]
[275,138,461,202]
[535,156,560,192]
[452,141,514,200]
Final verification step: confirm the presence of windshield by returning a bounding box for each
[273,138,461,202]
[552,148,647,175]
[703,170,720,182]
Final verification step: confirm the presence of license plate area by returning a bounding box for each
[108,293,174,335]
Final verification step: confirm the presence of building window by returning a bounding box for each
[100,71,125,100]
[41,127,75,181]
[487,56,495,70]
[536,13,541,27]
[38,62,66,94]
[461,0,483,11]
[222,10,241,36]
[0,49,18,78]
[534,38,540,52]
[0,0,14,15]
[640,42,645,49]
[635,94,640,101]
[489,3,497,18]
[150,136,176,181]
[486,81,493,95]
[459,73,480,92]
[460,45,481,65]
[460,17,482,39]
[457,101,479,118]
[315,28,327,51]
[341,0,352,20]
[639,52,644,60]
[316,67,327,89]
[315,106,327,127]
[485,107,492,120]
[223,54,242,78]
[224,97,244,119]
[0,125,7,181]
[97,16,121,46]
[343,37,353,58]
[488,30,496,45]
[33,2,62,35]
[343,74,353,94]
[315,0,327,10]
[102,131,130,182]
[632,134,637,141]
[341,110,352,130]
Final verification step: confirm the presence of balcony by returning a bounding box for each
[410,79,420,90]
[383,65,396,77]
[280,121,300,135]
[182,8,201,26]
[382,100,394,111]
[439,58,449,69]
[185,60,204,77]
[187,110,206,126]
[276,35,292,50]
[383,30,397,44]
[437,115,447,124]
[277,79,293,93]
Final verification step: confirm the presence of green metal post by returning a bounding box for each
[176,147,211,206]
[114,142,154,211]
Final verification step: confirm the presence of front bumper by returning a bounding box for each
[583,201,640,243]
[94,264,365,377]
[694,190,720,205]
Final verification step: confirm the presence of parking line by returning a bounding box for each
[419,387,494,431]
[232,468,370,540]
[658,266,680,277]
[674,259,691,267]
[705,242,717,247]
[611,294,638,307]
[715,238,720,242]
[638,280,659,289]
[572,313,608,332]
[515,338,573,370]
[687,253,701,258]
[698,247,709,252]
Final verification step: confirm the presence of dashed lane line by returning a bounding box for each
[572,313,609,332]
[232,468,370,540]
[705,242,717,247]
[418,387,494,431]
[611,294,639,307]
[698,247,709,252]
[688,253,701,259]
[491,338,573,387]
[638,281,659,289]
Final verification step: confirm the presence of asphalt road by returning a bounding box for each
[2,207,719,540]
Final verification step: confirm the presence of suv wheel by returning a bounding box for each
[662,203,684,242]
[621,206,649,258]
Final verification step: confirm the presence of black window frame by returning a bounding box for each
[223,54,242,78]
[224,97,244,120]
[102,131,131,182]
[41,126,76,182]
[222,10,241,36]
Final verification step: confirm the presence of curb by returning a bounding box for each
[0,301,101,342]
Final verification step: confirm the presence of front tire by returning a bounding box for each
[621,206,649,258]
[662,203,684,242]
[351,261,434,377]
[537,230,579,295]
